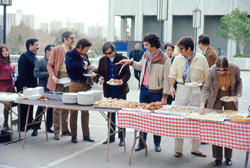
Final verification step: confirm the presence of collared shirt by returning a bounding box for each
[169,53,209,83]
[218,66,231,93]
[107,53,119,98]
[59,44,71,72]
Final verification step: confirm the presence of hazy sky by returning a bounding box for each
[0,0,109,26]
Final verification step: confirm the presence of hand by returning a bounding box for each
[99,76,104,84]
[169,86,176,98]
[119,59,132,66]
[22,86,28,91]
[118,79,123,86]
[53,77,59,84]
[161,97,167,105]
[199,102,205,115]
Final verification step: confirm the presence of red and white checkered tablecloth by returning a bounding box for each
[117,111,250,151]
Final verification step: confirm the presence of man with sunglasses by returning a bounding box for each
[47,31,75,140]
[97,42,131,147]
[168,36,209,158]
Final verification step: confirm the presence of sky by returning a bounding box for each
[0,0,109,26]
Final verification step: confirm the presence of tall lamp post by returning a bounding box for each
[0,0,12,44]
[157,0,168,46]
[193,7,201,52]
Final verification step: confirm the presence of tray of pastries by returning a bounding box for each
[220,96,239,102]
[222,110,249,119]
[187,112,226,122]
[94,98,163,112]
[155,105,198,117]
[106,79,123,86]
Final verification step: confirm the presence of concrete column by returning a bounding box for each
[120,17,127,41]
[107,0,115,41]
[227,0,238,58]
[196,0,205,54]
[134,0,143,41]
[131,17,135,41]
[164,0,173,43]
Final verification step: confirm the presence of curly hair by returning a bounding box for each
[143,33,161,48]
[0,44,10,64]
[177,36,194,51]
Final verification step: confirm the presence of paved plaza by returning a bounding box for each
[0,71,249,168]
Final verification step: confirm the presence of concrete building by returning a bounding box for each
[40,23,49,33]
[50,20,63,32]
[22,14,39,30]
[108,0,250,58]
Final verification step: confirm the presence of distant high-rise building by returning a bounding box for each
[88,24,106,38]
[16,9,23,25]
[22,15,39,30]
[40,23,49,33]
[66,18,72,30]
[50,20,63,32]
[73,22,84,33]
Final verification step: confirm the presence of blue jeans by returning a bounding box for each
[139,85,162,146]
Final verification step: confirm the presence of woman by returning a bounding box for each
[199,56,242,166]
[0,44,16,131]
[164,42,177,105]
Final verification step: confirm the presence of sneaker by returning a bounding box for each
[54,134,60,140]
[62,131,71,136]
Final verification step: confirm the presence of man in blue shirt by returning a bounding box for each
[65,38,95,143]
[218,48,227,56]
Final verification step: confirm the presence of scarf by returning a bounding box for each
[182,51,195,83]
[148,49,161,73]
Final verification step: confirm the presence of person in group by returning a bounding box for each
[47,31,74,140]
[164,42,177,105]
[198,34,218,67]
[168,36,209,158]
[32,44,55,136]
[16,39,39,131]
[0,44,16,131]
[120,33,171,152]
[199,56,242,166]
[218,48,227,56]
[97,42,131,146]
[129,43,144,87]
[65,38,95,144]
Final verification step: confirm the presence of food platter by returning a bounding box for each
[220,96,239,102]
[106,81,121,86]
[122,108,151,113]
[185,82,202,87]
[83,73,97,77]
[106,79,123,86]
[155,105,198,117]
[93,105,122,110]
[187,112,225,122]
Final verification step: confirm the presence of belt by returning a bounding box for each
[142,84,149,88]
[71,79,86,83]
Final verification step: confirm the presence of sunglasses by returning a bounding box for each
[68,37,75,40]
[217,69,227,72]
[179,47,184,50]
[105,51,113,55]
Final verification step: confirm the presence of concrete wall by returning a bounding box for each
[143,16,161,36]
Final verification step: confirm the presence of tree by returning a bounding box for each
[217,8,250,55]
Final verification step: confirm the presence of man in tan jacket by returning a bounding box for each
[198,34,218,67]
[47,31,75,140]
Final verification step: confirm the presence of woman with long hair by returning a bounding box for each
[0,44,16,130]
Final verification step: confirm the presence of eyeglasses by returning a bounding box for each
[217,69,227,72]
[105,51,113,55]
[68,37,75,40]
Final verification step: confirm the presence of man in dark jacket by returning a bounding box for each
[16,38,39,131]
[32,45,54,136]
[129,43,144,87]
[98,42,131,146]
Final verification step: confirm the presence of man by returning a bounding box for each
[218,48,227,56]
[198,34,218,67]
[47,31,74,140]
[168,36,209,158]
[32,44,55,136]
[129,43,144,86]
[65,38,95,143]
[120,33,171,152]
[16,38,39,131]
[97,42,131,146]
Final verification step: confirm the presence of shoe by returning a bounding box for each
[213,159,222,166]
[191,152,207,157]
[31,129,38,136]
[54,134,60,140]
[225,158,232,166]
[174,152,182,158]
[119,139,124,146]
[71,136,78,143]
[83,136,95,142]
[62,131,71,136]
[20,127,27,132]
[103,138,115,144]
[47,127,54,133]
[134,145,145,151]
[155,144,161,152]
